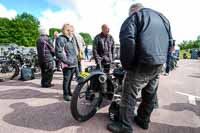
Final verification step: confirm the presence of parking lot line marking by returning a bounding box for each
[176,91,200,105]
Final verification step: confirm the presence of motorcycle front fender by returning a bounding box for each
[78,71,106,84]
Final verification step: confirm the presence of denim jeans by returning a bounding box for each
[78,61,82,72]
[119,64,162,131]
[62,67,76,96]
[75,61,81,78]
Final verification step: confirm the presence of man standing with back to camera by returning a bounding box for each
[107,3,174,133]
[36,27,55,88]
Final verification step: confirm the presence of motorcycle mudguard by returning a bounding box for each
[78,71,106,84]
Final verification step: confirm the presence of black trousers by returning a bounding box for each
[40,61,54,87]
[62,67,76,96]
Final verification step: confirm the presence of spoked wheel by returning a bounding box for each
[70,77,103,122]
[0,62,19,80]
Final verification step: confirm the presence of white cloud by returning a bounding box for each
[40,0,132,43]
[39,9,79,30]
[0,4,17,19]
[136,0,200,43]
[41,0,200,44]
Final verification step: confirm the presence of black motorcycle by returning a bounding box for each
[70,60,125,122]
[11,50,40,73]
[0,54,19,80]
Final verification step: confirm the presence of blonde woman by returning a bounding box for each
[55,23,78,101]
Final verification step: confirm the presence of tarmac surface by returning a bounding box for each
[0,60,200,133]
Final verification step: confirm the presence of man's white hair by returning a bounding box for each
[39,27,49,36]
[129,3,144,16]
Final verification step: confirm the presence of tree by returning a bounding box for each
[79,32,93,45]
[178,39,200,50]
[0,12,40,47]
[0,18,11,44]
[49,28,61,39]
[197,35,200,40]
[193,40,200,49]
[16,12,40,25]
[15,12,40,46]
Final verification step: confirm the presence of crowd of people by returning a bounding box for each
[36,3,176,133]
[36,23,115,101]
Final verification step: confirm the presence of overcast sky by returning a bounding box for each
[0,0,200,44]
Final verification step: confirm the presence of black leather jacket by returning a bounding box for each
[120,8,173,70]
[93,32,114,64]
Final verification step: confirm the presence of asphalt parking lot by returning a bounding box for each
[0,60,199,133]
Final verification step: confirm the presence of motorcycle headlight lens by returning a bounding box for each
[98,75,107,83]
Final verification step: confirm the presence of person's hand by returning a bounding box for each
[102,56,111,63]
[97,57,103,61]
[169,46,175,52]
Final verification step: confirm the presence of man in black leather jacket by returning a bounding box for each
[37,28,55,88]
[93,24,115,73]
[107,3,174,133]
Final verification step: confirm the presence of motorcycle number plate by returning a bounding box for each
[80,72,90,79]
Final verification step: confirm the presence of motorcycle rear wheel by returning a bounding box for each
[0,62,19,80]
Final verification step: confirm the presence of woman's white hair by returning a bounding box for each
[129,3,144,16]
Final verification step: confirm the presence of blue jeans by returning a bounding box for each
[85,53,89,60]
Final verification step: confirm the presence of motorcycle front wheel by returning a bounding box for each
[70,76,103,122]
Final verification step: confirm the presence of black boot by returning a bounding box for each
[154,101,159,109]
[42,84,54,88]
[107,122,132,133]
[134,116,149,129]
[63,95,72,101]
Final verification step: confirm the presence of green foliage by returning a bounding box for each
[49,28,61,39]
[178,40,200,50]
[197,35,200,40]
[16,12,40,25]
[0,12,40,47]
[180,50,191,59]
[79,32,93,45]
[0,18,11,44]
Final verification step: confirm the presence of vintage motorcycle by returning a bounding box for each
[70,60,125,122]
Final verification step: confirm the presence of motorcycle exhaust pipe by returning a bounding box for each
[98,75,107,83]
